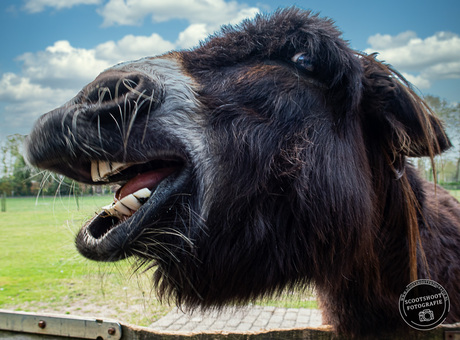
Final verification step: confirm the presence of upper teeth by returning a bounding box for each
[91,160,130,182]
[91,160,152,220]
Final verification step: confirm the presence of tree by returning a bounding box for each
[1,134,109,197]
[0,134,32,196]
[424,95,460,183]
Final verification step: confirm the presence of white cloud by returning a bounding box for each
[176,24,209,49]
[23,0,102,13]
[0,33,179,137]
[2,0,260,137]
[95,33,176,63]
[424,61,460,80]
[0,73,73,103]
[366,31,418,50]
[11,33,177,93]
[18,40,111,89]
[0,73,76,135]
[365,31,460,90]
[400,72,431,90]
[98,0,259,28]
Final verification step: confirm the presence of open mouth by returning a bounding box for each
[91,159,180,220]
[75,157,190,261]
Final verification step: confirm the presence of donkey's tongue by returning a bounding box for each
[116,167,178,200]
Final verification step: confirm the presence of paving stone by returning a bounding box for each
[272,308,286,316]
[235,322,253,332]
[257,311,273,323]
[268,314,283,324]
[149,306,322,333]
[310,316,323,327]
[199,318,216,327]
[253,318,269,328]
[153,316,174,327]
[239,312,257,323]
[211,320,227,329]
[179,323,198,332]
[247,309,261,318]
[295,320,312,328]
[281,319,296,328]
[284,311,298,320]
[173,315,188,326]
[225,317,242,327]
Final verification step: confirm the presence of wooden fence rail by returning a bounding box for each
[1,310,459,340]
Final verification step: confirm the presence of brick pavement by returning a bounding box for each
[149,306,322,332]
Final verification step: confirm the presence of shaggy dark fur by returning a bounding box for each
[25,8,460,337]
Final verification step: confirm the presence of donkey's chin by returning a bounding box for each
[75,167,192,262]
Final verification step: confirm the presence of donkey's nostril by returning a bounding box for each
[86,73,141,104]
[79,71,162,122]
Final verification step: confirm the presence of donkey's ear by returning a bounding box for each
[360,53,451,158]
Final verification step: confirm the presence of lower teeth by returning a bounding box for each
[102,187,152,219]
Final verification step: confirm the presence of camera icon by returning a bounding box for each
[418,309,434,322]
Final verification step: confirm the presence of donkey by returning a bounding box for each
[25,8,460,337]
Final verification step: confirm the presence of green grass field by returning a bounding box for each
[0,194,316,325]
[1,191,458,325]
[0,195,172,325]
[450,189,460,200]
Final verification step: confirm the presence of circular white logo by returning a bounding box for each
[399,279,450,331]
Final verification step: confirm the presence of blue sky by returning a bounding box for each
[0,0,459,141]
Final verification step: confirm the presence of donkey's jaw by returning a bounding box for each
[75,167,192,262]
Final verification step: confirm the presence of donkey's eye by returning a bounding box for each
[292,52,314,72]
